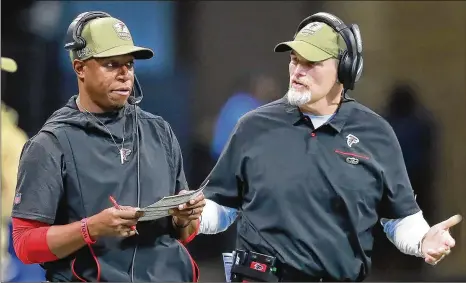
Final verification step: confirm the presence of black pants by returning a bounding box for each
[274,262,334,282]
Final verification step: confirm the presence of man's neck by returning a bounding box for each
[76,94,105,113]
[299,95,341,116]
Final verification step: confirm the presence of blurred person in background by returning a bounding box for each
[371,83,440,280]
[383,83,438,223]
[1,57,28,282]
[198,12,461,282]
[10,12,204,282]
[211,73,281,160]
[189,73,280,206]
[190,73,280,279]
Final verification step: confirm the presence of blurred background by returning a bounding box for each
[1,1,465,281]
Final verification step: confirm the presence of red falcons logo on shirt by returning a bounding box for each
[346,134,359,147]
[250,261,267,272]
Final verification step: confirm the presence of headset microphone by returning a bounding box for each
[127,74,144,105]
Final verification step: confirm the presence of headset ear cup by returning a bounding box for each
[349,24,363,86]
[354,56,363,83]
[64,11,112,51]
[338,51,351,88]
[349,57,358,88]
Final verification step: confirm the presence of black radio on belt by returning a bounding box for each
[230,249,279,282]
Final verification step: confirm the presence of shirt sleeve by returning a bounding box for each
[12,217,58,264]
[11,132,64,224]
[164,121,188,194]
[203,119,246,209]
[379,123,421,219]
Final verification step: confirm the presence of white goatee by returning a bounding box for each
[286,88,312,106]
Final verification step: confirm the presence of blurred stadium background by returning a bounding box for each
[1,1,465,281]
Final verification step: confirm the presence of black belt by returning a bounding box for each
[229,249,334,282]
[275,261,333,282]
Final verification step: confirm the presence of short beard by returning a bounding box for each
[286,88,312,106]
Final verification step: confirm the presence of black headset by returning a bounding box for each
[64,11,143,105]
[294,12,363,91]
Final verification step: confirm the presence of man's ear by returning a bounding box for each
[73,59,85,79]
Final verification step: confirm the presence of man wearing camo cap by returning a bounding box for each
[200,13,461,281]
[11,12,204,282]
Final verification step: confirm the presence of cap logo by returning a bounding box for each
[300,22,324,36]
[113,22,132,41]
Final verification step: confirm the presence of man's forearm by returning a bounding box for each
[48,216,105,259]
[13,217,94,264]
[47,220,90,259]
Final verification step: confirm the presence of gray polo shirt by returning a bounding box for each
[204,96,420,281]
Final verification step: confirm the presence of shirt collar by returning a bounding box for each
[282,94,355,133]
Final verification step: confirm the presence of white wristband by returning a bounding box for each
[381,211,430,257]
[199,200,239,234]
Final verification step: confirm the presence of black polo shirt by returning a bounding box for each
[204,96,420,281]
[12,96,197,282]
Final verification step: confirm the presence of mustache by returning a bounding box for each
[291,78,309,86]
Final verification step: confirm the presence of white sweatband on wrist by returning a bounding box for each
[199,199,239,234]
[381,210,430,257]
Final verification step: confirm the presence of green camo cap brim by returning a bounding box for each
[274,41,334,62]
[92,45,154,60]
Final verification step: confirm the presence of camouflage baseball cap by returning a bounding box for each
[1,57,18,72]
[274,22,346,62]
[70,16,154,61]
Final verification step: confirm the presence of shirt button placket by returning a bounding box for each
[307,131,318,154]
